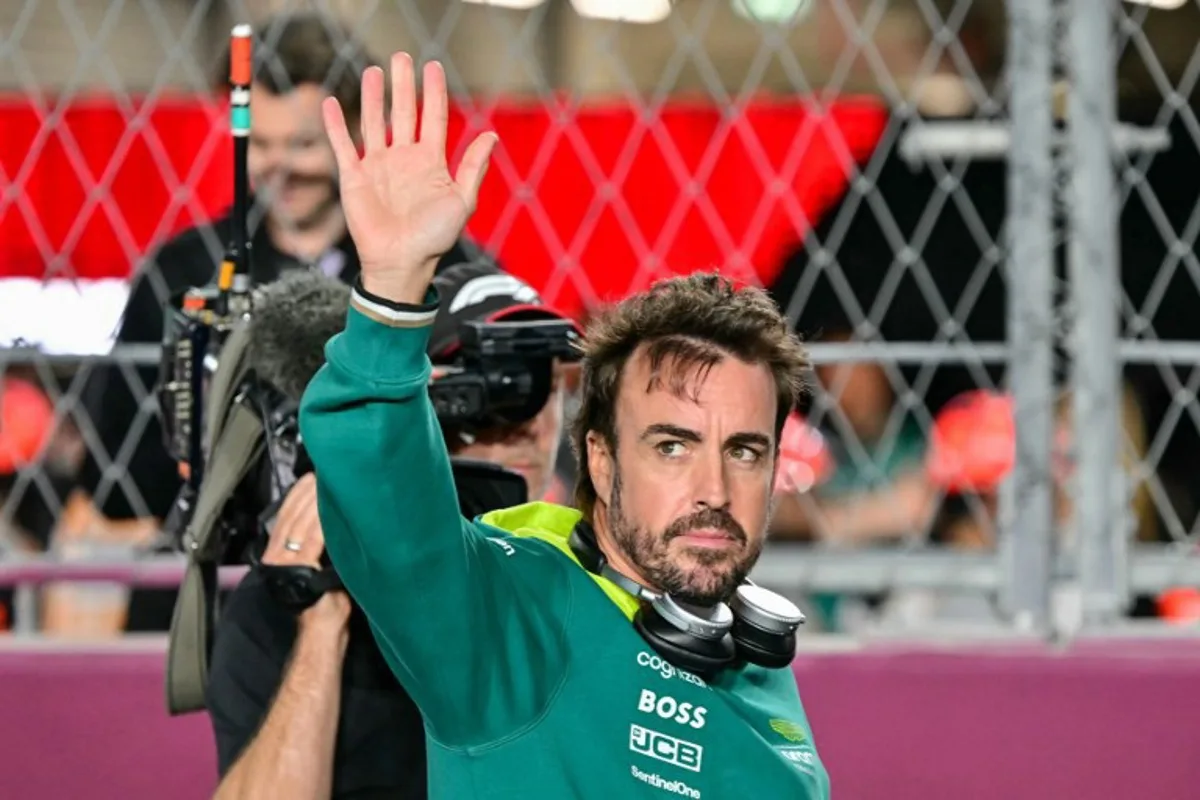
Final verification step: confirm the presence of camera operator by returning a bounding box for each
[206,261,578,800]
[52,12,486,635]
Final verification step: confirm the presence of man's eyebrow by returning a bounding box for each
[726,431,772,450]
[640,423,703,443]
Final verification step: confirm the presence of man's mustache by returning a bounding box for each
[664,507,746,544]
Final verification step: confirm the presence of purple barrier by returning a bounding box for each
[0,647,217,800]
[795,640,1200,800]
[2,640,1198,799]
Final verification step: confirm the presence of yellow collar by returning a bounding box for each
[479,502,641,622]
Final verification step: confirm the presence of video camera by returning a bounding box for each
[430,318,582,430]
[156,270,581,570]
[235,314,581,612]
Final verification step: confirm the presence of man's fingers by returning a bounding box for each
[360,65,388,153]
[277,475,316,532]
[454,132,498,211]
[390,52,416,146]
[273,491,303,543]
[293,472,318,497]
[296,494,326,563]
[322,98,359,175]
[264,476,320,564]
[419,60,448,158]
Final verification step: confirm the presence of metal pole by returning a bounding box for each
[898,119,1170,164]
[1067,0,1125,624]
[999,0,1056,632]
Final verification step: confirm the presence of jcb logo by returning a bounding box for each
[637,689,708,730]
[629,724,704,773]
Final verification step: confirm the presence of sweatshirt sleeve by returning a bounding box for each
[298,281,571,748]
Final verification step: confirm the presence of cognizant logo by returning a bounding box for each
[630,765,701,799]
[636,651,707,688]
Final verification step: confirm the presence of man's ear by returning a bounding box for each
[586,430,614,507]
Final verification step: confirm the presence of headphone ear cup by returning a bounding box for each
[634,606,736,676]
[731,617,797,670]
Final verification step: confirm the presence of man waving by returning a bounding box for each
[300,52,830,799]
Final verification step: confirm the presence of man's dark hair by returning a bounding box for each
[215,12,377,122]
[570,272,810,518]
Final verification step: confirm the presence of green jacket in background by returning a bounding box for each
[299,289,832,800]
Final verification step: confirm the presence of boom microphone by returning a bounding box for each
[247,269,350,403]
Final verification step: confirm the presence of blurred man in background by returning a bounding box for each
[49,12,484,635]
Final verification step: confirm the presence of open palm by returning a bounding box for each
[322,53,497,304]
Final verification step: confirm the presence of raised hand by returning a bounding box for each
[322,53,497,304]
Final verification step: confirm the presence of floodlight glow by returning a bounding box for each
[570,0,673,24]
[732,0,814,24]
[461,0,546,10]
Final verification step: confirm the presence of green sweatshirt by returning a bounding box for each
[299,289,831,800]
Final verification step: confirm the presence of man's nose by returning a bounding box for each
[253,145,287,176]
[693,451,731,510]
[261,156,289,178]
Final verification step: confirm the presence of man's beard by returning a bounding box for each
[607,468,763,606]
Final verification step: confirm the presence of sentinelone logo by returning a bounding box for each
[631,765,702,799]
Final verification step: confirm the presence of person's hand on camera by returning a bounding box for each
[262,473,351,634]
[321,52,497,304]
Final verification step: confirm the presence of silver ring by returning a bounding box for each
[284,540,302,553]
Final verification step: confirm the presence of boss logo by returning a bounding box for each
[637,689,708,730]
[629,724,704,773]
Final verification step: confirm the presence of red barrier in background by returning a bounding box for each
[2,640,1198,800]
[0,94,888,318]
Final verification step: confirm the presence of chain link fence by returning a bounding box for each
[1104,0,1200,624]
[1,0,1199,639]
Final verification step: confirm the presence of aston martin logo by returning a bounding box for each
[769,719,807,743]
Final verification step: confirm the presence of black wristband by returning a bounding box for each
[353,276,438,314]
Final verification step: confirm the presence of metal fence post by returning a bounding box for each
[999,0,1056,632]
[1067,0,1126,624]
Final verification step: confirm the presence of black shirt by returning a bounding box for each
[206,570,427,800]
[204,463,527,800]
[73,208,480,631]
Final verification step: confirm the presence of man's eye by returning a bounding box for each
[656,441,685,457]
[730,446,761,463]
